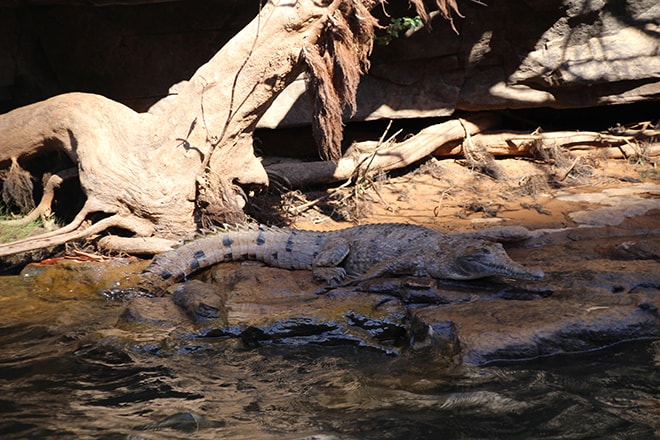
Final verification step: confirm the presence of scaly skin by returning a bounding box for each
[140,223,543,295]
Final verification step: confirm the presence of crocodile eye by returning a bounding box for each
[482,247,491,254]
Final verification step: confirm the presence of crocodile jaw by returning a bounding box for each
[452,243,544,280]
[456,259,544,280]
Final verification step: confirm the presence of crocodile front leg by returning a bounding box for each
[312,239,350,284]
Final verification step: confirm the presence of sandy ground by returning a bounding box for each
[266,156,659,235]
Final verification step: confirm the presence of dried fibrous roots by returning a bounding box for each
[527,137,595,184]
[195,172,247,229]
[301,0,466,162]
[302,0,380,162]
[461,138,503,180]
[1,158,35,214]
[409,0,464,32]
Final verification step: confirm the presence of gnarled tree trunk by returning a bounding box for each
[0,0,457,258]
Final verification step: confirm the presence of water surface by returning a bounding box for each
[0,271,658,439]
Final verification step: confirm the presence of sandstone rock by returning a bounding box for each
[410,289,659,365]
[261,0,660,126]
[605,240,660,260]
[1,1,657,121]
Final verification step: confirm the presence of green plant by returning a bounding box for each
[375,16,423,45]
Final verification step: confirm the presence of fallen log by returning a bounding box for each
[449,130,660,159]
[266,119,658,189]
[265,114,498,188]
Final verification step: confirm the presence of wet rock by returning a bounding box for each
[18,258,148,300]
[410,289,659,365]
[603,240,660,261]
[356,277,453,304]
[550,259,660,294]
[358,275,552,304]
[171,280,228,326]
[345,309,408,347]
[408,315,461,359]
[116,297,187,330]
[114,280,229,335]
[238,318,355,349]
[202,264,409,354]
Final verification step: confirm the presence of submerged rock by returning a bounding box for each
[171,280,228,325]
[116,297,188,330]
[137,412,225,432]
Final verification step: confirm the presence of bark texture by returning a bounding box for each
[1,0,460,257]
[0,0,381,256]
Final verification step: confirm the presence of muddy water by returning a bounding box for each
[1,265,659,439]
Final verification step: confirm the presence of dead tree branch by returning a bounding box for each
[266,114,499,188]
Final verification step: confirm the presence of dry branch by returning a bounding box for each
[0,211,156,258]
[265,122,659,189]
[447,130,660,159]
[266,114,498,188]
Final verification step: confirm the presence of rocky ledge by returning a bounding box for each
[107,184,659,365]
[8,178,657,366]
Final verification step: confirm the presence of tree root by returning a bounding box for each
[97,235,177,255]
[1,168,78,229]
[0,207,155,258]
[265,114,498,188]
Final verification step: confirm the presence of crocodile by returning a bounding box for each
[140,223,543,295]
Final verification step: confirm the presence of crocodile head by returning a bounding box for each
[429,240,544,281]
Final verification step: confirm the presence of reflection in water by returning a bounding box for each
[0,272,658,439]
[0,316,658,439]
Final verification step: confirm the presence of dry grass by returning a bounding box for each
[0,212,43,243]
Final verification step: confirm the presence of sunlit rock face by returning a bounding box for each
[262,0,660,126]
[1,0,658,120]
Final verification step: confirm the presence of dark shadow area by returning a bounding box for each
[256,100,658,160]
[0,0,259,112]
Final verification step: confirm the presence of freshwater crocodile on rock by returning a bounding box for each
[140,223,544,295]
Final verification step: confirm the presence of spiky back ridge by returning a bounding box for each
[140,224,335,292]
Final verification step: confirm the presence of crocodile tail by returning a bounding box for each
[138,223,265,295]
[138,223,325,295]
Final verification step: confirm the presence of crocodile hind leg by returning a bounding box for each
[311,239,351,284]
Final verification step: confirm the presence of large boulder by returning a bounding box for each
[262,0,660,126]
